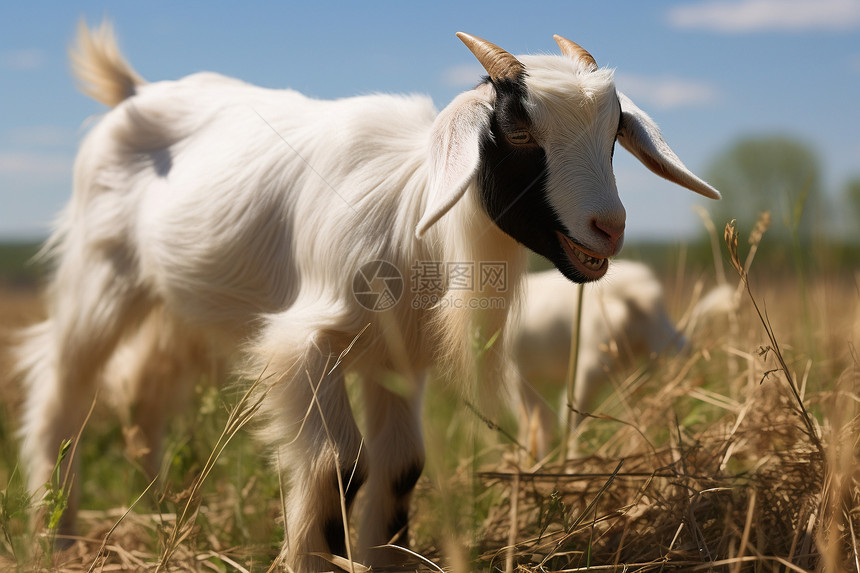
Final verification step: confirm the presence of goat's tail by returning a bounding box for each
[70,19,144,107]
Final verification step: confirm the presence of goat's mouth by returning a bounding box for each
[556,231,608,280]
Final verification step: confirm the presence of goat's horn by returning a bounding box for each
[553,35,598,72]
[457,32,524,82]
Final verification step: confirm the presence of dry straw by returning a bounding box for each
[468,213,859,572]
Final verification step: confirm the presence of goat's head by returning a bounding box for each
[417,33,720,283]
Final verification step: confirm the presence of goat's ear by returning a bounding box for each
[416,84,495,238]
[617,91,720,200]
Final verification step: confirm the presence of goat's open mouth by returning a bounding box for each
[556,231,608,279]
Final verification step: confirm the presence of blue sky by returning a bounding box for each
[1,0,858,241]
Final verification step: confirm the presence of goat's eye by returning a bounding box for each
[506,130,532,145]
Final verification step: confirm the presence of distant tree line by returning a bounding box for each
[704,134,859,245]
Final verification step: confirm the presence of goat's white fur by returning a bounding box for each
[523,59,628,252]
[515,261,685,458]
[15,21,718,572]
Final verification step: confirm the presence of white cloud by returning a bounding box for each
[615,73,720,110]
[441,63,485,88]
[667,0,860,33]
[0,49,46,70]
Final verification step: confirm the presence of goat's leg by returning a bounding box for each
[104,308,211,478]
[358,374,425,566]
[249,317,366,573]
[16,256,147,540]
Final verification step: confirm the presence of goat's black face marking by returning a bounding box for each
[478,78,554,255]
[477,78,601,284]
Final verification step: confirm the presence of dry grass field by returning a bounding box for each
[1,225,858,572]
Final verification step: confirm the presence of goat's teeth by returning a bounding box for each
[575,248,603,270]
[556,231,606,273]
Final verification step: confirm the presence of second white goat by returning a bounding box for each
[515,261,686,457]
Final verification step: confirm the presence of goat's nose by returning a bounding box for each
[592,217,625,251]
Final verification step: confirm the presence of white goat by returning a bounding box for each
[15,21,718,571]
[515,261,686,458]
